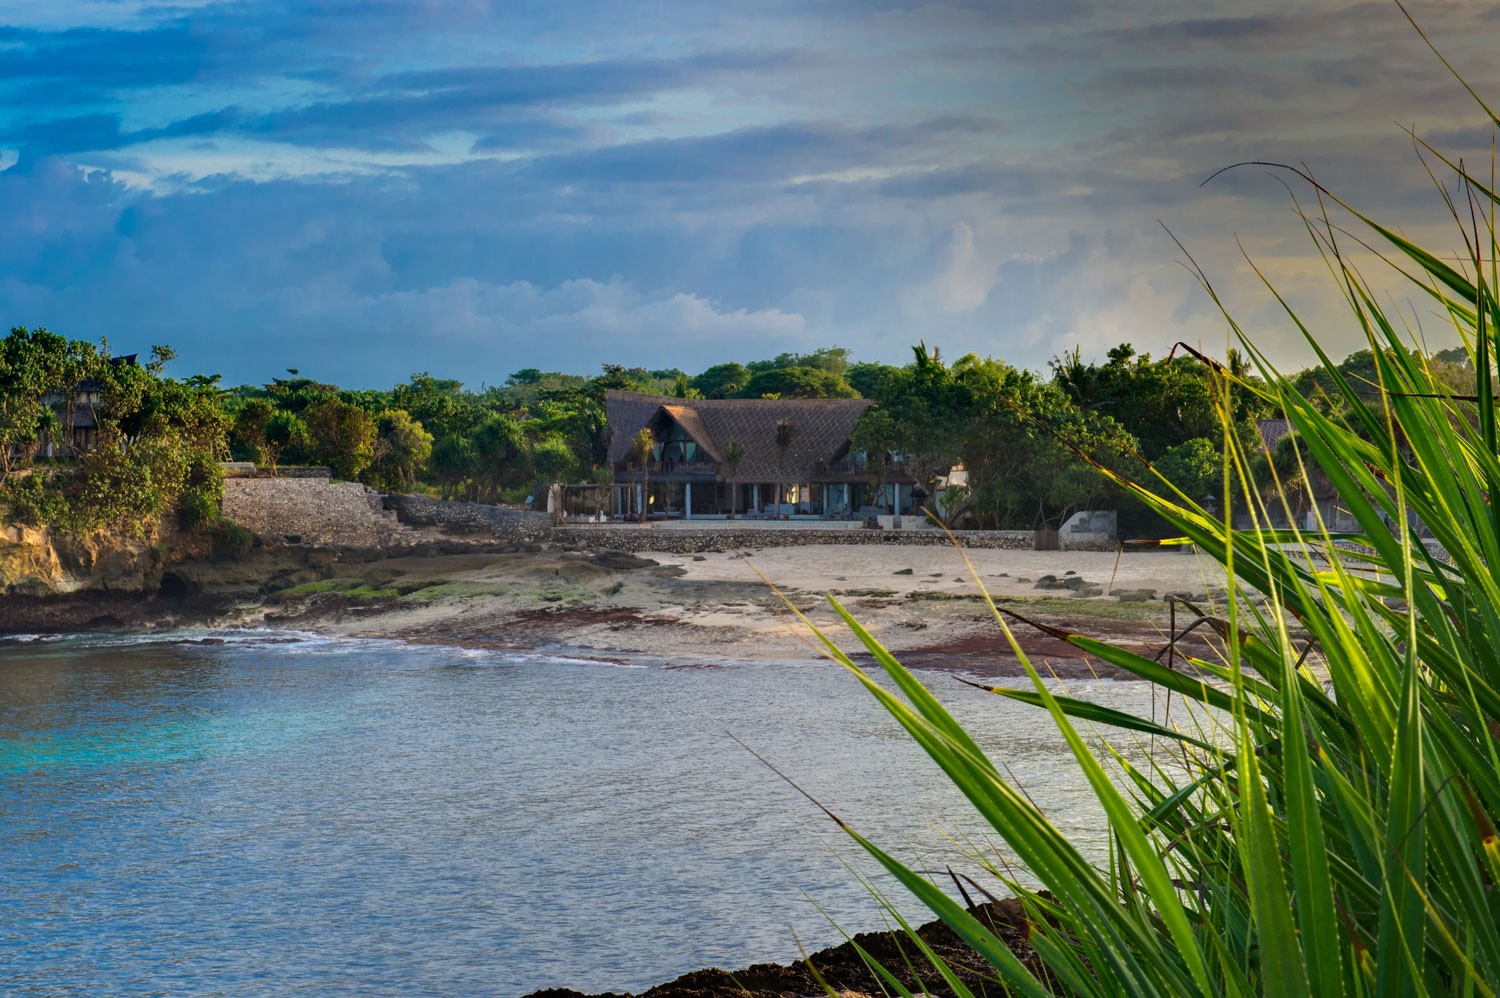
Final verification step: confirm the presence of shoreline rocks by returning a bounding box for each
[521,899,1034,998]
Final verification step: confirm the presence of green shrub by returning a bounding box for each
[208,516,253,556]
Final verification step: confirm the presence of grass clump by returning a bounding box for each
[278,578,398,599]
[795,26,1500,998]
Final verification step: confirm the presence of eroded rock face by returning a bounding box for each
[0,524,164,597]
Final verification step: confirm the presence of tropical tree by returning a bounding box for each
[723,439,745,518]
[773,418,796,516]
[262,411,309,475]
[34,407,62,460]
[528,432,577,486]
[849,408,898,514]
[304,397,378,480]
[628,427,654,521]
[232,398,275,465]
[0,326,90,483]
[372,409,433,490]
[738,366,859,400]
[691,362,749,399]
[472,414,527,503]
[1252,429,1321,526]
[430,433,476,500]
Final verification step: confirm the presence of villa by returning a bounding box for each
[604,389,917,519]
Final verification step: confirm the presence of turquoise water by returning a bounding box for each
[0,629,1151,995]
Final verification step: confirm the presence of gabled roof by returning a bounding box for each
[658,404,724,464]
[606,389,872,481]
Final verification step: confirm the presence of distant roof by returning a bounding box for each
[1257,418,1292,452]
[1256,417,1338,499]
[605,389,873,481]
[77,355,141,394]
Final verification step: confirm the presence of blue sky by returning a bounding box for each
[2,1,1497,387]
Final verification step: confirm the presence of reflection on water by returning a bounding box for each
[0,630,1165,996]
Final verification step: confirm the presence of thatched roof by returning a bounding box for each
[1256,417,1337,501]
[659,404,724,464]
[1257,418,1292,452]
[606,390,873,481]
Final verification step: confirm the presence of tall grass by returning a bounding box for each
[796,35,1500,998]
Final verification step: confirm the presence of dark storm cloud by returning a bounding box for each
[5,0,1500,385]
[0,24,225,88]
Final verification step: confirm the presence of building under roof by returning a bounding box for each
[603,389,914,519]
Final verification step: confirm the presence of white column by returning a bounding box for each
[752,483,760,512]
[684,481,693,520]
[635,483,643,517]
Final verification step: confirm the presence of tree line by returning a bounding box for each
[0,325,1476,537]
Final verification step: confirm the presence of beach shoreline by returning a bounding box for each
[0,539,1236,679]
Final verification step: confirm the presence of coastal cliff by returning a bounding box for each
[0,523,173,598]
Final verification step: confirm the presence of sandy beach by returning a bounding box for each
[231,541,1235,678]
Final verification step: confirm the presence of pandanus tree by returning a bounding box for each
[723,439,744,518]
[805,37,1500,997]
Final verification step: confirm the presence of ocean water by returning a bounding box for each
[0,629,1162,996]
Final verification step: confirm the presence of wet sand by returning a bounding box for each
[226,542,1237,677]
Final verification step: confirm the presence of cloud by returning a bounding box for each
[1,0,1493,390]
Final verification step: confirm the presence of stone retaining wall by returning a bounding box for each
[222,465,334,479]
[385,494,1036,551]
[554,525,1037,553]
[225,487,1058,554]
[222,478,417,548]
[383,494,553,541]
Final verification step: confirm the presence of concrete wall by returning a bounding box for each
[1059,509,1118,552]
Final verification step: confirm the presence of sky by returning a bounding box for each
[2,0,1499,388]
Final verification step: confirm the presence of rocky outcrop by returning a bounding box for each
[0,523,169,597]
[523,898,1036,998]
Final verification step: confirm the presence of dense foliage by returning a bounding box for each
[6,313,1465,536]
[0,330,229,535]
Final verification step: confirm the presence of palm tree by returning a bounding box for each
[774,418,796,518]
[723,439,744,518]
[629,427,654,521]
